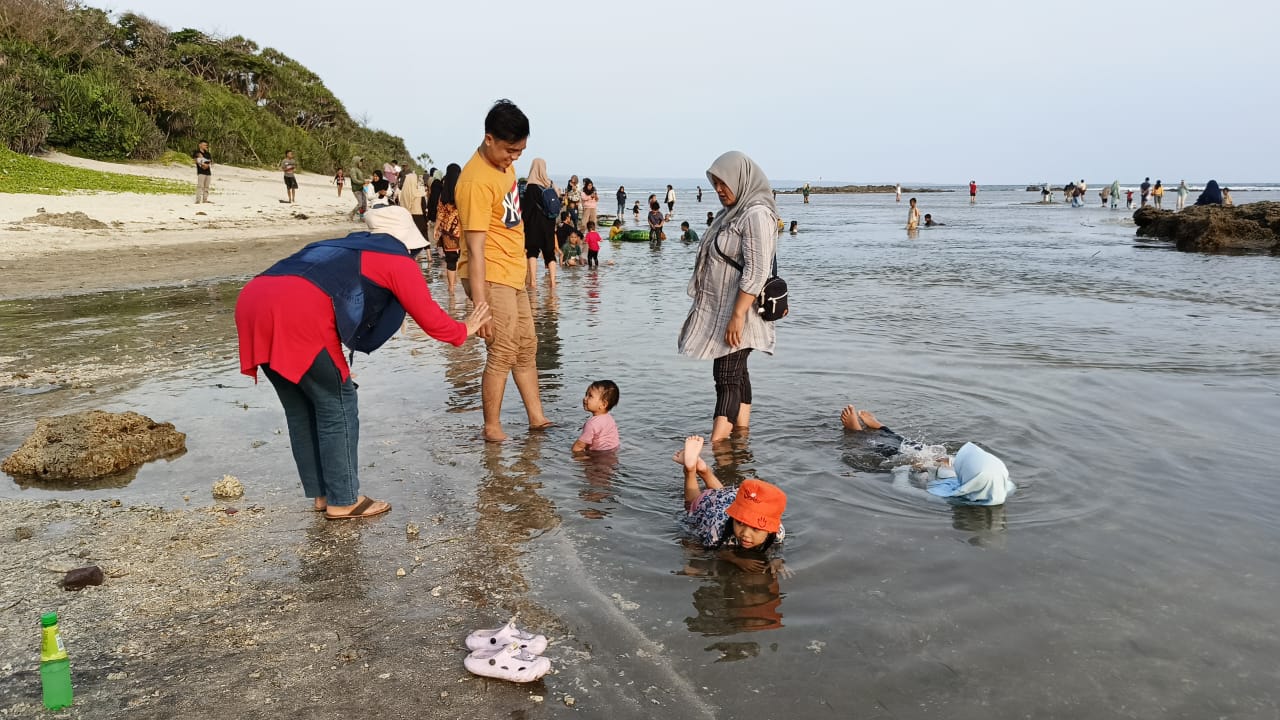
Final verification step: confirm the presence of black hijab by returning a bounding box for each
[1194,180,1222,206]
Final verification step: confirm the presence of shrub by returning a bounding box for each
[0,78,51,152]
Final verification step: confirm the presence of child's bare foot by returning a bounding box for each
[840,405,863,431]
[858,410,884,430]
[682,436,704,472]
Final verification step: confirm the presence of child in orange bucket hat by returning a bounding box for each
[674,436,789,577]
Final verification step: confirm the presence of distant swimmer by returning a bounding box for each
[924,213,943,227]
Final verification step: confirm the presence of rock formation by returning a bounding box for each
[2,410,186,481]
[1133,202,1280,253]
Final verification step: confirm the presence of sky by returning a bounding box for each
[97,0,1279,185]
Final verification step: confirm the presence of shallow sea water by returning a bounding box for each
[4,187,1280,718]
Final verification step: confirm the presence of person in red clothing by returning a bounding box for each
[235,205,490,520]
[969,180,978,203]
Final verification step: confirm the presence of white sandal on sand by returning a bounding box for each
[464,641,551,683]
[465,619,548,655]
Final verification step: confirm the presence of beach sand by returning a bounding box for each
[0,153,372,299]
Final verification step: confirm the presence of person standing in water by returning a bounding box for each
[1140,177,1151,207]
[1110,180,1121,210]
[666,184,677,214]
[906,197,921,231]
[678,151,780,443]
[616,186,627,217]
[1152,180,1164,209]
[969,180,977,203]
[235,206,490,519]
[1176,180,1190,211]
[456,99,554,442]
[522,158,559,288]
[802,182,811,204]
[895,183,902,202]
[697,185,703,202]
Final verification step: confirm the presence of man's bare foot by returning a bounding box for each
[858,410,884,430]
[682,436,704,472]
[840,405,863,431]
[483,425,509,442]
[529,418,554,431]
[313,497,327,512]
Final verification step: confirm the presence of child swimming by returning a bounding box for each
[573,380,620,453]
[841,405,1015,506]
[675,436,790,576]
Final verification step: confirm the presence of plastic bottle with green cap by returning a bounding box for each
[40,612,73,710]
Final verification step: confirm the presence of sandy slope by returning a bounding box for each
[0,153,370,299]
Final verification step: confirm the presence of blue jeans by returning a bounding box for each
[263,351,361,506]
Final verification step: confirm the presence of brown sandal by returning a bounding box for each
[324,497,391,520]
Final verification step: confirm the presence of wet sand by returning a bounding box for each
[0,498,565,718]
[0,155,574,717]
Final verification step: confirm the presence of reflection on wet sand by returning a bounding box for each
[530,287,563,404]
[439,329,485,414]
[465,437,561,613]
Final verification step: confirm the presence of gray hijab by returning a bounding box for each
[705,151,777,239]
[690,151,779,295]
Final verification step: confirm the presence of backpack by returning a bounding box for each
[261,233,408,354]
[713,232,789,322]
[540,186,562,219]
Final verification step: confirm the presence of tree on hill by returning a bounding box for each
[0,0,418,173]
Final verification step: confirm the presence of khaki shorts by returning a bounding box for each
[462,280,537,375]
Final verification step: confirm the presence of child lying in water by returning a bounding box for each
[841,404,1016,506]
[675,436,790,577]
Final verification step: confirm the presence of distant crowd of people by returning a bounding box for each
[1036,178,1234,211]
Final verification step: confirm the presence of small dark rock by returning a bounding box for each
[14,526,34,541]
[62,565,105,591]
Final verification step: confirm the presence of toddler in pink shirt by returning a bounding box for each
[573,380,620,453]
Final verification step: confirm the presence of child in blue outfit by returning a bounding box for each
[675,436,790,576]
[841,404,1016,506]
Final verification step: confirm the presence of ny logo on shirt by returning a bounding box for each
[502,180,522,229]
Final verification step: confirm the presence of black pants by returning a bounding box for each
[713,348,752,422]
[587,249,598,267]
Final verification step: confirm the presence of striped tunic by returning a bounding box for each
[677,204,778,361]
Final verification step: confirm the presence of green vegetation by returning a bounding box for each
[0,146,191,195]
[0,0,414,174]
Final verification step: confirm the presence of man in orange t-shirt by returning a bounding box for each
[458,99,551,442]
